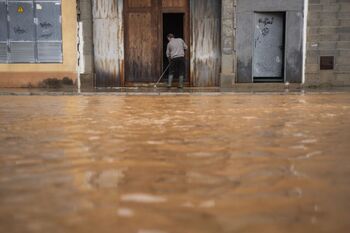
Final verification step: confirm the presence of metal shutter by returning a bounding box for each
[8,1,35,63]
[9,42,35,63]
[35,1,62,63]
[0,1,8,63]
[37,42,62,63]
[0,43,7,63]
[35,1,62,41]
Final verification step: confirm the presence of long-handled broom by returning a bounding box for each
[154,64,170,88]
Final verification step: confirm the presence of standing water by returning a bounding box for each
[0,93,349,233]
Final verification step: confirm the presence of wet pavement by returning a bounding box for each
[0,91,350,233]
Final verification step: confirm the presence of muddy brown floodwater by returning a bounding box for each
[0,92,350,233]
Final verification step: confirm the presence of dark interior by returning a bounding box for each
[162,13,184,79]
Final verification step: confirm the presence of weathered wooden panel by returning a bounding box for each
[92,0,117,19]
[92,0,124,87]
[190,0,221,87]
[128,0,151,8]
[126,12,155,82]
[124,0,159,83]
[162,0,186,8]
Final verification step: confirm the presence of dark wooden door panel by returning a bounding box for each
[128,0,151,8]
[162,0,186,8]
[125,0,158,83]
[127,12,154,82]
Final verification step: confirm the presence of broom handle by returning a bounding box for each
[155,64,170,86]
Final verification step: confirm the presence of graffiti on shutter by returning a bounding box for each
[36,2,62,41]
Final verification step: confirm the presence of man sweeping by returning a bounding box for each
[166,34,188,88]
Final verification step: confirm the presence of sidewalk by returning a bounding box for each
[0,84,349,96]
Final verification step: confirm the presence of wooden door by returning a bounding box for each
[124,0,159,83]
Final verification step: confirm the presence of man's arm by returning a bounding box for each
[183,40,188,51]
[166,43,171,59]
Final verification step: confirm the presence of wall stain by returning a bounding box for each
[14,26,26,34]
[40,33,53,39]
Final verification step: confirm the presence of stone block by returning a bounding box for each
[337,41,350,49]
[221,54,234,74]
[306,64,320,73]
[220,73,235,88]
[336,65,350,72]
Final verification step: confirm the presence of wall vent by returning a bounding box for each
[320,56,334,70]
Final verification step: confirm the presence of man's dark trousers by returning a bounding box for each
[168,57,185,88]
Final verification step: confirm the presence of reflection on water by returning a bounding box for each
[0,93,350,233]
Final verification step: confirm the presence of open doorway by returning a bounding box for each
[162,13,185,81]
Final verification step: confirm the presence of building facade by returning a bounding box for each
[0,0,349,88]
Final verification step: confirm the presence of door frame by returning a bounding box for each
[123,0,190,86]
[160,3,190,85]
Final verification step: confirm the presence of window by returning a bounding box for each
[0,0,62,63]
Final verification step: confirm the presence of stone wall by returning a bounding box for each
[305,0,350,86]
[77,0,95,87]
[220,0,236,87]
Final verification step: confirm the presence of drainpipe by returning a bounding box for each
[76,0,81,93]
[302,0,309,84]
[77,21,83,93]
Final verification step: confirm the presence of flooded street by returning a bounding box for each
[0,92,350,233]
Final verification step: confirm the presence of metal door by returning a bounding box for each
[253,12,284,81]
[124,0,159,83]
[0,1,8,63]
